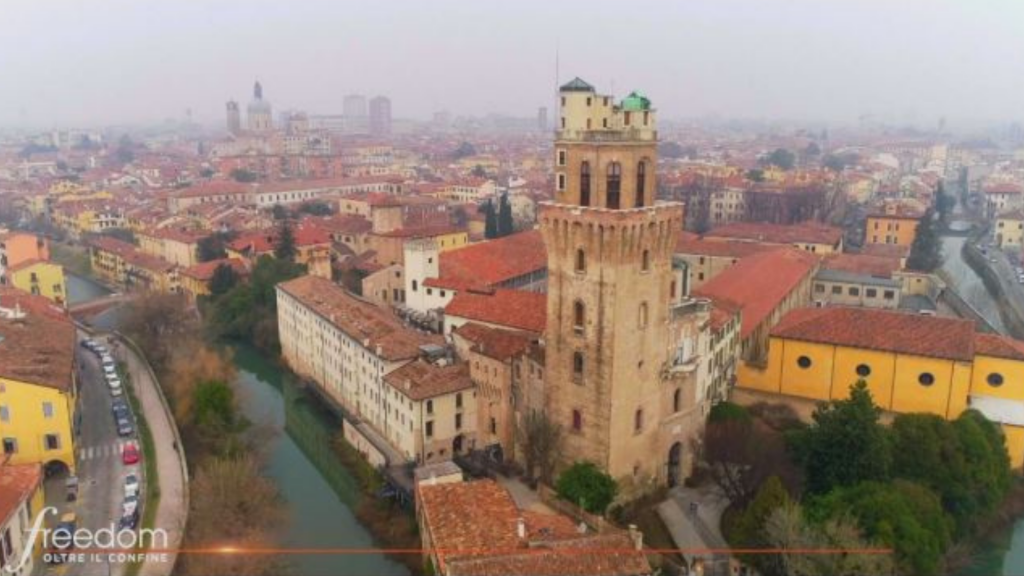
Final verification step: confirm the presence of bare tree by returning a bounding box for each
[701,419,800,506]
[518,411,562,485]
[765,502,895,576]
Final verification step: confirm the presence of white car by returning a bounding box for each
[124,474,139,498]
[107,378,122,390]
[109,386,123,397]
[122,495,138,516]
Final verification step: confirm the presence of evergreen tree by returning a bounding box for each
[497,192,514,237]
[274,219,297,261]
[209,263,240,296]
[906,208,943,272]
[483,200,497,239]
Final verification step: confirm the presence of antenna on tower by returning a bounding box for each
[554,41,560,130]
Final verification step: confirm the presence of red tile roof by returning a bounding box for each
[446,289,547,334]
[772,306,976,362]
[984,182,1024,195]
[427,231,546,291]
[228,222,332,254]
[693,248,818,338]
[705,221,843,247]
[0,464,41,528]
[822,253,900,278]
[861,243,911,260]
[180,258,249,282]
[277,275,441,361]
[675,238,773,259]
[0,288,75,390]
[384,360,474,401]
[975,333,1024,361]
[175,180,249,199]
[454,322,535,361]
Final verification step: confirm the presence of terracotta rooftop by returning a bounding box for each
[0,464,41,528]
[454,322,534,361]
[861,243,911,260]
[772,306,976,362]
[277,275,441,361]
[0,288,75,391]
[675,237,773,259]
[427,230,547,291]
[446,289,547,334]
[822,253,900,278]
[175,180,249,199]
[180,258,249,282]
[984,182,1024,195]
[975,333,1024,361]
[694,248,818,338]
[704,221,843,247]
[384,360,474,401]
[418,479,649,576]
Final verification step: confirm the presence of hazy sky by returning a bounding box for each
[2,0,1022,128]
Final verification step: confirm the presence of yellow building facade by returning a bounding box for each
[7,261,67,307]
[739,307,1024,468]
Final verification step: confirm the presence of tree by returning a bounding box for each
[121,293,201,375]
[209,263,240,296]
[823,152,859,172]
[483,200,498,239]
[555,462,618,514]
[470,164,487,178]
[727,476,792,576]
[906,208,943,272]
[297,201,332,216]
[273,219,296,261]
[197,231,237,262]
[709,401,752,424]
[746,169,765,182]
[808,480,952,576]
[703,417,801,506]
[804,142,822,157]
[765,501,895,576]
[497,192,514,237]
[795,380,890,495]
[518,411,562,485]
[452,141,476,159]
[763,148,796,171]
[270,203,290,220]
[934,181,956,221]
[230,168,258,183]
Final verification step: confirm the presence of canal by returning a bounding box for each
[65,273,409,576]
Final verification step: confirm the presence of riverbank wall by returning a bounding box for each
[962,237,1024,340]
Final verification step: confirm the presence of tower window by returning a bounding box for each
[636,161,647,207]
[575,249,586,273]
[580,161,591,207]
[634,409,644,433]
[641,249,650,272]
[572,409,582,431]
[557,150,566,166]
[573,301,585,334]
[586,97,592,106]
[673,388,681,412]
[573,351,584,381]
[638,302,648,328]
[607,162,622,209]
[412,280,418,292]
[557,173,566,191]
[670,280,677,299]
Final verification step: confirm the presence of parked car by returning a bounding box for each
[48,512,77,563]
[122,443,139,465]
[94,345,109,356]
[110,386,124,398]
[107,378,122,390]
[80,339,96,351]
[112,400,129,418]
[122,495,139,517]
[124,474,139,498]
[117,418,134,437]
[118,509,139,531]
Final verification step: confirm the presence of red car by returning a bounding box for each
[122,443,139,465]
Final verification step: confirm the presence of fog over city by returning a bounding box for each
[2,0,1022,129]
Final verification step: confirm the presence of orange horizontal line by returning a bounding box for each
[48,547,895,556]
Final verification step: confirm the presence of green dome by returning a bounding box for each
[621,91,651,111]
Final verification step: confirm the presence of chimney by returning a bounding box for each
[516,517,526,540]
[627,524,642,551]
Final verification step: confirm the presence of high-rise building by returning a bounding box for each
[247,81,273,132]
[343,94,368,134]
[541,78,697,486]
[537,106,548,131]
[369,96,392,136]
[225,100,241,135]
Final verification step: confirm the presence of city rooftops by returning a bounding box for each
[0,288,75,391]
[384,360,473,401]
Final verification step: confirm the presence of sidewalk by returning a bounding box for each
[657,484,731,574]
[116,337,187,576]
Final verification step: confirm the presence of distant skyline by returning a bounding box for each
[1,0,1022,129]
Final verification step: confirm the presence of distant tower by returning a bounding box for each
[226,100,241,135]
[343,94,368,134]
[247,80,273,132]
[541,78,683,482]
[537,107,548,132]
[369,96,392,137]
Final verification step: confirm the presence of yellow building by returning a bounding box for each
[865,202,922,247]
[739,306,1024,468]
[996,209,1024,249]
[0,289,78,475]
[7,260,67,307]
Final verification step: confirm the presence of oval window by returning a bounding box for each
[797,356,812,369]
[856,364,871,377]
[919,372,935,386]
[988,373,1005,387]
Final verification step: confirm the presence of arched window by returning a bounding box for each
[634,409,644,433]
[607,162,622,209]
[572,409,582,431]
[673,389,681,412]
[573,301,585,333]
[636,161,647,207]
[639,302,648,328]
[642,249,650,272]
[573,351,584,380]
[580,161,591,206]
[575,249,586,273]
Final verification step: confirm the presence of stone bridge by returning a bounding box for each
[68,293,133,317]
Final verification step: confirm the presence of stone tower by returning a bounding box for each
[247,80,273,132]
[541,78,685,483]
[226,100,241,135]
